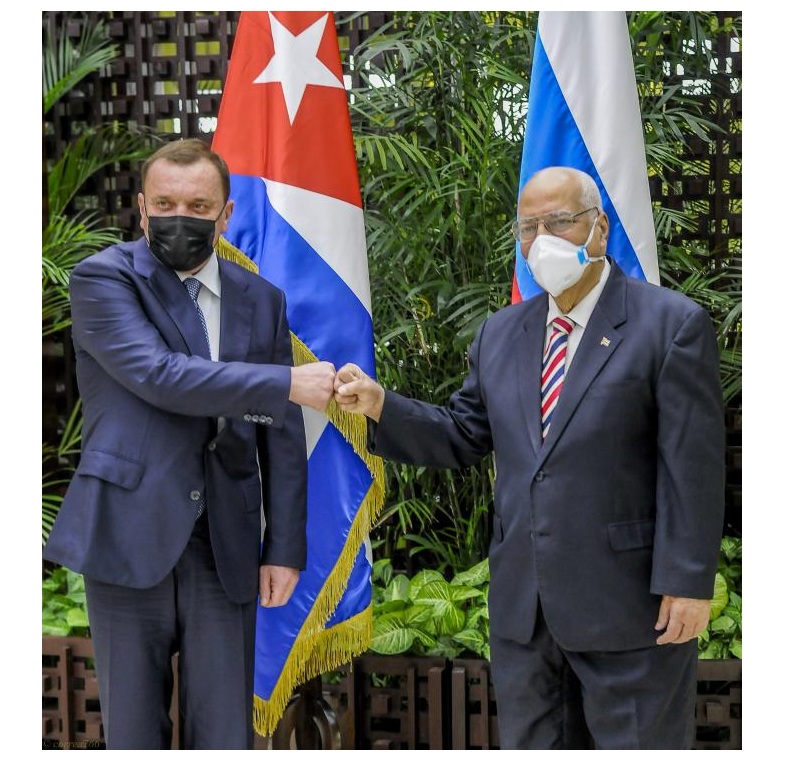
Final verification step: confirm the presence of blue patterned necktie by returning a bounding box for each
[183,277,211,358]
[183,276,209,519]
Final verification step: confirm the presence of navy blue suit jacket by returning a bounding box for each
[370,263,725,651]
[44,237,308,604]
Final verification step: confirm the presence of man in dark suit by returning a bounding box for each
[333,166,725,749]
[44,139,336,749]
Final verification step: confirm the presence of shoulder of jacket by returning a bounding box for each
[73,240,137,275]
[624,274,702,315]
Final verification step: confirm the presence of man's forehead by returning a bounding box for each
[144,167,222,199]
[147,188,215,201]
[520,190,577,212]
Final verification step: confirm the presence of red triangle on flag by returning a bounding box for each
[212,11,362,208]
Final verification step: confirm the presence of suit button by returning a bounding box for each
[263,415,273,425]
[208,442,216,451]
[534,471,545,482]
[190,490,202,501]
[244,414,252,422]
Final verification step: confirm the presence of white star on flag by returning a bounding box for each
[253,12,344,125]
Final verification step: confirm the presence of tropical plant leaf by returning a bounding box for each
[709,615,736,635]
[452,557,490,587]
[371,558,394,587]
[384,574,411,603]
[42,14,119,114]
[373,599,407,616]
[66,607,90,628]
[47,123,159,218]
[404,603,436,627]
[709,573,729,620]
[407,569,445,599]
[449,585,482,604]
[370,612,434,655]
[451,628,486,656]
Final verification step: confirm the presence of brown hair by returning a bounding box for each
[141,138,231,202]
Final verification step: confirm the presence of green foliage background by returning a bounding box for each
[345,10,741,575]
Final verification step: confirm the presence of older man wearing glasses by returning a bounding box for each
[333,165,725,750]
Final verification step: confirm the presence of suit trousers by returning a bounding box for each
[490,600,697,750]
[84,514,258,749]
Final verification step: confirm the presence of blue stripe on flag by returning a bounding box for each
[253,422,373,698]
[225,174,376,375]
[326,542,371,626]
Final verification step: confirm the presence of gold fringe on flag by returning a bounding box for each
[217,235,386,738]
[216,235,259,273]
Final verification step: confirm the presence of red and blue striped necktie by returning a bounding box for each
[541,316,575,440]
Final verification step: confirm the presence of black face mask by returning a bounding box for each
[146,214,218,271]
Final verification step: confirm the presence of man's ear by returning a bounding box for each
[137,192,147,234]
[598,213,609,250]
[220,199,234,232]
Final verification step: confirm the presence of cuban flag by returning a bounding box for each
[513,11,658,303]
[211,11,384,736]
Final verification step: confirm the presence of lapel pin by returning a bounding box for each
[600,337,611,347]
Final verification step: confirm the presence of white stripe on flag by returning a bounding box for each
[264,179,373,313]
[300,406,327,458]
[539,11,658,284]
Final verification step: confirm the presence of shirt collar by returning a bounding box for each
[547,259,611,328]
[177,252,221,299]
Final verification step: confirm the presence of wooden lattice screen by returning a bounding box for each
[42,10,741,534]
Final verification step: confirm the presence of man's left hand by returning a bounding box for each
[259,565,300,607]
[654,595,711,645]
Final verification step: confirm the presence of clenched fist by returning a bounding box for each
[334,363,386,421]
[289,361,335,411]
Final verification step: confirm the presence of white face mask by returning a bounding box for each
[525,217,604,297]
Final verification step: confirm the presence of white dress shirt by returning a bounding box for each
[178,252,224,429]
[178,252,221,361]
[544,259,611,372]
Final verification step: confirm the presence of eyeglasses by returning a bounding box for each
[511,207,598,243]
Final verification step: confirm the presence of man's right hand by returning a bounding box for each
[334,363,386,421]
[289,361,335,411]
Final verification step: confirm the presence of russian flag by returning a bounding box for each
[211,11,384,736]
[513,11,658,303]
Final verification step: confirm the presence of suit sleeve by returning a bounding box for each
[650,306,725,599]
[370,323,493,468]
[69,253,292,423]
[257,291,308,569]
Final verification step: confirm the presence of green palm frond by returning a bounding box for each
[43,14,119,114]
[42,400,82,545]
[48,123,158,218]
[43,212,121,336]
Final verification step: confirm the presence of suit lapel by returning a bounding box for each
[218,259,255,362]
[540,265,628,454]
[135,239,211,359]
[517,297,549,459]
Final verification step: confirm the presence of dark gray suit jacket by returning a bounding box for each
[370,263,725,651]
[44,237,308,604]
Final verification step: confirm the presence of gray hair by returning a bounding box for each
[575,168,603,212]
